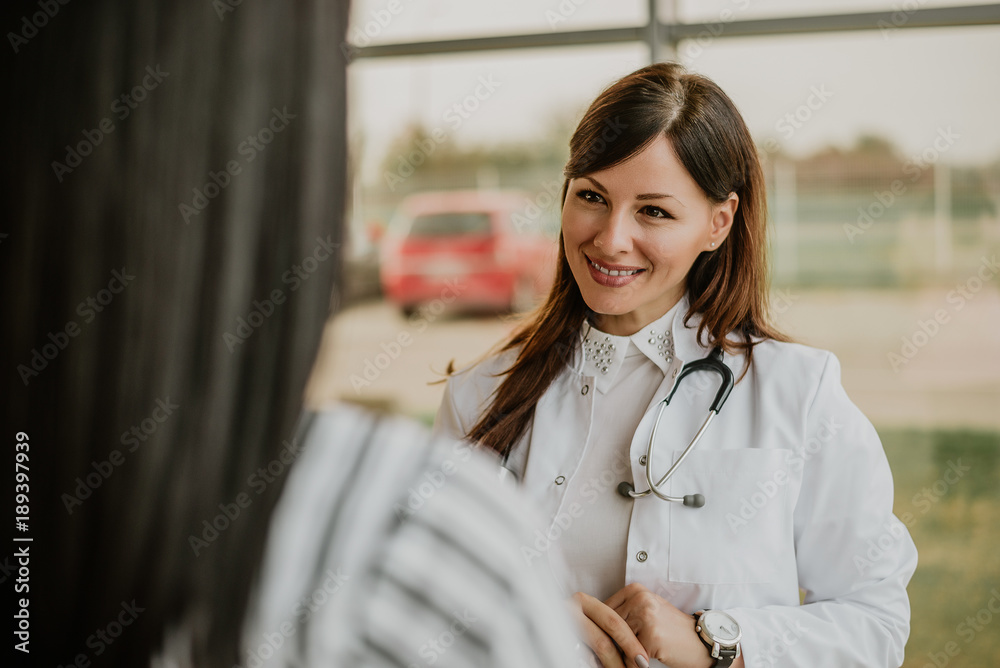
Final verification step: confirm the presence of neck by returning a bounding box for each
[592,298,682,337]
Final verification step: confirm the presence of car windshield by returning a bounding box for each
[407,212,492,237]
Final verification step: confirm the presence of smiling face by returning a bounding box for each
[562,133,738,336]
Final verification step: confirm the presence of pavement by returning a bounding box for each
[305,287,1000,431]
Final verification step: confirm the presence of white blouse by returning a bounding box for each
[558,304,679,600]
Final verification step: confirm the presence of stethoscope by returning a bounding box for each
[615,347,734,508]
[498,343,736,507]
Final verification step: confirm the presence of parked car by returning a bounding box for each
[379,190,557,316]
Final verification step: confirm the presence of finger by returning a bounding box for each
[578,593,649,668]
[570,593,627,668]
[604,582,650,611]
[576,614,627,668]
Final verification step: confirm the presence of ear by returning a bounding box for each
[706,192,738,251]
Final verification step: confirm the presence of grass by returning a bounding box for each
[880,428,1000,668]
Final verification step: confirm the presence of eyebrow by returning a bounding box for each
[582,176,685,208]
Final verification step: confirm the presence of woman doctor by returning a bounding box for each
[433,63,917,668]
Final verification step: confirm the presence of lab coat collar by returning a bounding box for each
[670,295,713,365]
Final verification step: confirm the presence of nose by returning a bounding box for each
[593,206,634,254]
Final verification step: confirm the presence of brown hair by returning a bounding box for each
[5,2,349,665]
[468,62,788,457]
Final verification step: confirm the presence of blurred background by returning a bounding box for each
[307,1,1000,666]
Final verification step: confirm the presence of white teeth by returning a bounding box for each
[590,259,639,277]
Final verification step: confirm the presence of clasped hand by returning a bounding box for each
[569,583,717,668]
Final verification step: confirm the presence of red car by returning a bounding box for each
[380,190,558,315]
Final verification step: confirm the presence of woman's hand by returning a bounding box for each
[604,583,732,668]
[568,592,651,668]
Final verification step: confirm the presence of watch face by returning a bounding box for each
[702,611,741,644]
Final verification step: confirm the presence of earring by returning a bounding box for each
[710,242,716,248]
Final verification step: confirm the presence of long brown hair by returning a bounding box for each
[469,62,787,457]
[4,1,348,665]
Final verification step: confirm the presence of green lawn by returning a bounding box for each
[880,428,1000,668]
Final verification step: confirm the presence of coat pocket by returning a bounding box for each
[666,448,796,585]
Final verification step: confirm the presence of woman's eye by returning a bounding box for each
[642,205,672,219]
[576,189,604,205]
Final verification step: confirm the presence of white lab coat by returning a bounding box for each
[433,301,918,668]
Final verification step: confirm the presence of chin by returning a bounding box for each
[579,292,634,317]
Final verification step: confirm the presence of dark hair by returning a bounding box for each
[3,1,348,665]
[469,62,788,457]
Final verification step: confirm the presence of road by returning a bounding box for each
[305,287,1000,430]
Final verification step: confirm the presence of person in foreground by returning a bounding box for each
[239,406,581,668]
[7,0,582,664]
[434,62,918,668]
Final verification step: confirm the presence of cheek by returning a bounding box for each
[561,210,589,245]
[641,228,703,270]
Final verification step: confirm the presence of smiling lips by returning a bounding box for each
[586,255,645,287]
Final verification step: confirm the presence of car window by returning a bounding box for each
[408,212,492,237]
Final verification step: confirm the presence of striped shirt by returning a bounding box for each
[242,404,582,668]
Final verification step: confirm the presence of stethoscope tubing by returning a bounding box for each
[622,347,733,507]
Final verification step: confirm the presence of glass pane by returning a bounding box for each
[347,0,645,45]
[408,212,492,237]
[320,19,1000,668]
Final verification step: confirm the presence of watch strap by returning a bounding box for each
[712,647,736,667]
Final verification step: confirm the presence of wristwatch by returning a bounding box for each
[694,610,742,667]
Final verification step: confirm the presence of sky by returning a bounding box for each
[345,0,1000,183]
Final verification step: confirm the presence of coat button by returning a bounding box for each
[636,551,648,562]
[581,384,589,395]
[639,455,647,466]
[554,476,566,485]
